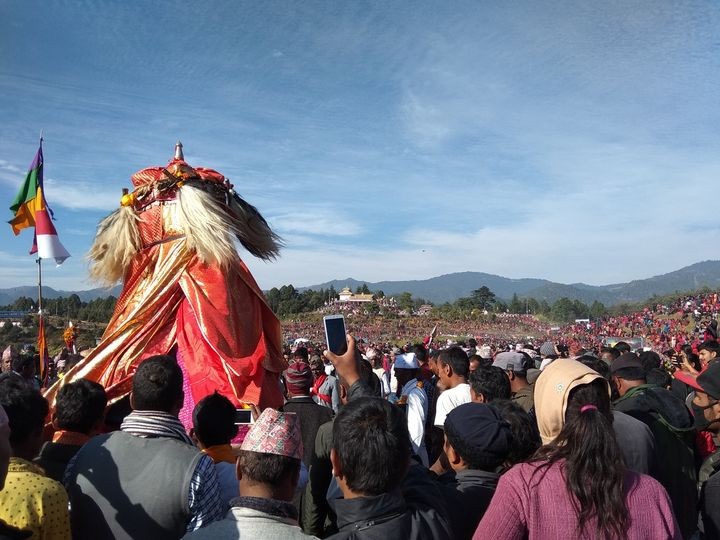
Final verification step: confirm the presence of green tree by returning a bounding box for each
[589,300,607,319]
[509,293,523,314]
[470,286,496,310]
[397,292,414,311]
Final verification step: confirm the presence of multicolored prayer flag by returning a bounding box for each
[9,140,70,264]
[9,141,49,234]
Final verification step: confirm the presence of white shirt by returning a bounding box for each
[434,382,471,427]
[401,378,429,466]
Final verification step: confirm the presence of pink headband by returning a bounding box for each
[580,404,598,413]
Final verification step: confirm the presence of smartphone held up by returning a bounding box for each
[323,314,348,355]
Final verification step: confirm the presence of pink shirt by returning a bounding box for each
[474,461,680,540]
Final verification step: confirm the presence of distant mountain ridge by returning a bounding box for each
[0,285,122,307]
[3,261,720,307]
[300,260,720,306]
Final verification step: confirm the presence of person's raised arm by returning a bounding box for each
[324,334,360,388]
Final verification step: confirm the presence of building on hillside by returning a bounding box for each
[416,304,433,316]
[338,287,373,303]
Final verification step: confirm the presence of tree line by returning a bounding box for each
[1,295,118,323]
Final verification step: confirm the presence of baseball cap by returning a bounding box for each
[675,363,720,400]
[493,351,532,374]
[609,352,643,374]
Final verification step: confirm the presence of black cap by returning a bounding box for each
[697,362,720,401]
[444,403,512,459]
[610,352,643,374]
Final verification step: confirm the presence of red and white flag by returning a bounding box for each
[30,207,70,265]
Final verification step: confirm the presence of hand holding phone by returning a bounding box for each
[324,315,348,355]
[323,327,360,388]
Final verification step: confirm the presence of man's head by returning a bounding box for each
[1,346,16,373]
[192,392,238,449]
[427,350,441,377]
[239,409,303,501]
[610,353,646,397]
[539,341,557,359]
[600,346,620,365]
[0,376,48,461]
[11,355,35,379]
[468,355,482,374]
[309,355,325,378]
[284,361,314,397]
[443,403,512,472]
[54,378,107,435]
[491,399,541,466]
[412,344,428,365]
[492,351,533,392]
[331,397,410,497]
[469,366,511,403]
[676,362,720,432]
[698,341,720,369]
[130,355,184,415]
[293,347,309,363]
[393,353,420,389]
[613,341,631,354]
[437,347,469,388]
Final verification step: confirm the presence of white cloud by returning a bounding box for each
[44,178,121,211]
[272,209,364,237]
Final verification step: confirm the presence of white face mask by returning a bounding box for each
[325,364,334,376]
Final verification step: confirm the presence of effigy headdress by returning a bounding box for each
[87,142,282,284]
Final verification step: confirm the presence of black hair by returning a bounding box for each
[698,340,720,356]
[468,354,492,370]
[469,366,511,402]
[359,358,382,398]
[577,356,611,381]
[613,342,631,354]
[438,347,469,378]
[333,397,410,496]
[192,391,238,447]
[646,368,672,389]
[638,351,661,373]
[468,338,477,348]
[11,355,34,374]
[412,344,428,364]
[55,379,107,434]
[239,449,300,488]
[444,414,506,470]
[685,351,702,372]
[613,367,646,382]
[293,347,309,362]
[600,347,620,360]
[131,355,183,412]
[492,399,541,465]
[0,376,48,446]
[534,379,628,539]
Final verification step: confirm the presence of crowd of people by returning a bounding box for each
[2,289,720,538]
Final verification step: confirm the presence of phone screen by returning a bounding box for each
[324,315,348,355]
[234,409,253,425]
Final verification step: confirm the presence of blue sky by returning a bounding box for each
[2,1,720,292]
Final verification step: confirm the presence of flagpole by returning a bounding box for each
[37,257,45,386]
[37,257,43,316]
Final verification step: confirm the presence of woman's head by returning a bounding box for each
[534,358,609,444]
[535,374,628,539]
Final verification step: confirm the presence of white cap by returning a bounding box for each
[394,353,419,370]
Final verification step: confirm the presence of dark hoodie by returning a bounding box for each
[614,384,697,538]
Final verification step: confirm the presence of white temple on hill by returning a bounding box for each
[338,287,374,303]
